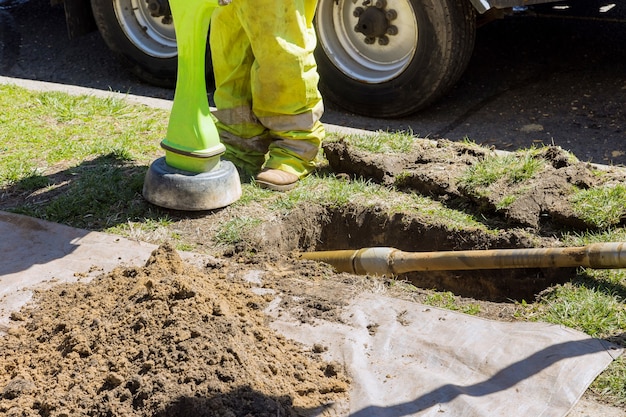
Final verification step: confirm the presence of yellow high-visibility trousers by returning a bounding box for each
[209,0,324,177]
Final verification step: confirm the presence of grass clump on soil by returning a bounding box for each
[1,85,626,409]
[424,291,482,316]
[333,129,416,154]
[266,175,488,232]
[457,148,546,213]
[459,148,545,190]
[215,217,264,247]
[571,184,626,229]
[267,175,384,210]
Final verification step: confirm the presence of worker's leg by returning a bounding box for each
[239,0,325,179]
[209,4,270,175]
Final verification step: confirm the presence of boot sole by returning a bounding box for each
[255,179,298,192]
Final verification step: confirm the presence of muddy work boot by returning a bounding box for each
[255,168,299,191]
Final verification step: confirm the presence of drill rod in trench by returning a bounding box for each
[299,242,626,275]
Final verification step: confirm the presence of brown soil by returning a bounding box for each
[324,139,626,231]
[0,245,349,417]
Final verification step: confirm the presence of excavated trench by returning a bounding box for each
[264,138,626,303]
[257,203,574,303]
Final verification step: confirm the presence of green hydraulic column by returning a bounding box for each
[161,0,223,173]
[143,0,241,210]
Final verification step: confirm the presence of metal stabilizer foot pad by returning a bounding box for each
[143,157,242,211]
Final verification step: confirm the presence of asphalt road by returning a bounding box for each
[1,0,625,166]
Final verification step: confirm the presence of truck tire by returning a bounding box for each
[315,0,476,117]
[90,0,210,88]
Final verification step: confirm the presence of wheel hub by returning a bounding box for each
[353,0,398,45]
[145,0,172,22]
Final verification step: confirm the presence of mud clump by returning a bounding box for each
[0,244,349,417]
[324,139,626,231]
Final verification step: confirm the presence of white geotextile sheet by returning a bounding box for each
[269,293,622,416]
[0,211,623,417]
[0,211,162,329]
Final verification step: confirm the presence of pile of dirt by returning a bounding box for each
[323,139,626,231]
[0,244,349,417]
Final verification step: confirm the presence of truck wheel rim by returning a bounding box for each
[316,0,418,83]
[113,0,177,59]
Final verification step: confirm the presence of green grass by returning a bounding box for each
[516,229,626,328]
[328,129,417,154]
[0,85,166,188]
[251,174,492,233]
[571,184,626,228]
[594,356,626,406]
[214,217,263,246]
[424,291,482,315]
[9,154,151,230]
[495,194,518,209]
[511,228,626,404]
[561,228,626,247]
[459,148,546,190]
[517,261,626,404]
[269,174,388,210]
[534,281,625,336]
[0,85,168,230]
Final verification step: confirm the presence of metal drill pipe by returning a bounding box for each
[299,242,626,275]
